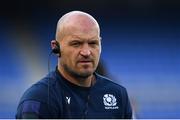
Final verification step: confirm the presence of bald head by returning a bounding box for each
[55,11,100,41]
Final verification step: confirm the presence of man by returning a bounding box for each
[16,11,132,119]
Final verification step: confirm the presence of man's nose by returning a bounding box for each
[80,47,91,57]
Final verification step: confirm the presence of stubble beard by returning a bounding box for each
[62,63,94,79]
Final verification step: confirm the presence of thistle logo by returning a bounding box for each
[103,94,119,109]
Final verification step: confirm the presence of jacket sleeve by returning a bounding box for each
[124,88,132,119]
[16,83,55,119]
[16,100,53,119]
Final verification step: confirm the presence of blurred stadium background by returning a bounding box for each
[0,0,180,118]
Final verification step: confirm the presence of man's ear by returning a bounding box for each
[51,40,57,50]
[50,40,61,56]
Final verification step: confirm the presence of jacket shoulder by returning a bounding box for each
[96,73,127,91]
[19,71,58,104]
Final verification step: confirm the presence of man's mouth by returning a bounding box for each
[78,61,91,63]
[78,60,93,64]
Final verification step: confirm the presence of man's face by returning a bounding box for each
[59,25,101,78]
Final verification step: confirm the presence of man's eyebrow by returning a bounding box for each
[69,39,82,42]
[87,39,99,43]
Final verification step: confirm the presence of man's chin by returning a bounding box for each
[78,70,93,78]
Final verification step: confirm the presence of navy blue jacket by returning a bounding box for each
[16,69,132,119]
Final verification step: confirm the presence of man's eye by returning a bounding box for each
[71,42,80,47]
[89,42,97,46]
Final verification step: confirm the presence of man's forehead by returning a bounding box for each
[76,35,99,40]
[64,16,98,32]
[56,11,100,42]
[65,35,100,42]
[63,12,97,24]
